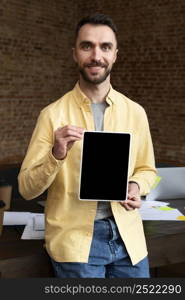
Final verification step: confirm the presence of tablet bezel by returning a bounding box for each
[78,131,131,202]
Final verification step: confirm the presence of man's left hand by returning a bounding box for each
[120,182,141,211]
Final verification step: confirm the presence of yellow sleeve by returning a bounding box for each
[18,110,64,200]
[129,109,157,195]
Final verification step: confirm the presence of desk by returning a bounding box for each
[0,198,185,277]
[0,197,54,278]
[144,199,185,269]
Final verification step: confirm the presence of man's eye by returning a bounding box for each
[81,44,91,50]
[102,45,111,51]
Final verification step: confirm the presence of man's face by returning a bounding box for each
[73,24,118,84]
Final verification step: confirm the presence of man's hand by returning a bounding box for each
[120,182,141,211]
[52,125,84,160]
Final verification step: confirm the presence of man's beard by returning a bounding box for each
[79,62,112,84]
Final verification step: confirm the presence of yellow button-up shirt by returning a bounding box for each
[18,83,156,265]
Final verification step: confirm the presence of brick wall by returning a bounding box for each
[1,0,185,166]
[0,0,78,164]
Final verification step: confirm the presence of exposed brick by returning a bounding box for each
[0,0,185,166]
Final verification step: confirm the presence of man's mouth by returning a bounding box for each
[88,66,102,72]
[85,63,107,74]
[85,62,107,68]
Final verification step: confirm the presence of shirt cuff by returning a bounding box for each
[48,149,66,167]
[128,181,140,190]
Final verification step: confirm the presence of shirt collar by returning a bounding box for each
[73,82,116,107]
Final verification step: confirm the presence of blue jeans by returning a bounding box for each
[51,216,150,278]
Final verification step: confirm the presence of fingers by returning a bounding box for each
[53,125,85,160]
[127,198,141,209]
[55,125,84,139]
[120,195,141,210]
[120,201,134,211]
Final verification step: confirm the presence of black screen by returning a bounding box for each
[79,131,131,201]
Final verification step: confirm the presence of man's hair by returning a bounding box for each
[75,13,117,40]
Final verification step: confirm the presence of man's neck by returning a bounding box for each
[79,76,111,103]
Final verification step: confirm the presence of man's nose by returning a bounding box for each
[91,47,102,61]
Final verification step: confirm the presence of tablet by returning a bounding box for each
[79,131,131,201]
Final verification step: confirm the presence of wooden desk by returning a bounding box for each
[0,197,54,278]
[144,199,185,269]
[0,197,185,277]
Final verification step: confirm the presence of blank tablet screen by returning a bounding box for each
[79,131,131,201]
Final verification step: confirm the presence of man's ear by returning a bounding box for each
[72,47,77,63]
[113,48,118,64]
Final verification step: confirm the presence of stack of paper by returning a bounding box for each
[21,214,45,239]
[3,212,32,225]
[3,211,45,239]
[139,200,185,221]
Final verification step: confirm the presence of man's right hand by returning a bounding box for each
[52,125,84,160]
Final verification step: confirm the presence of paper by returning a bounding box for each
[139,201,185,221]
[141,200,170,207]
[21,215,45,240]
[156,206,174,211]
[3,211,32,225]
[33,214,45,231]
[177,216,185,221]
[2,211,45,239]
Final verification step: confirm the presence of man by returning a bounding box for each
[18,13,156,278]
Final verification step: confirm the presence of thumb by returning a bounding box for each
[127,193,134,199]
